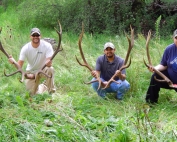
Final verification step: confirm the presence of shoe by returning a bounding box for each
[116,93,123,100]
[49,89,56,94]
[146,99,157,104]
[145,99,158,107]
[98,92,106,98]
[117,97,123,100]
[37,84,48,94]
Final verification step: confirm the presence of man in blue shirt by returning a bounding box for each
[91,42,130,100]
[146,29,177,103]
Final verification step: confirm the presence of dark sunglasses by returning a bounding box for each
[32,34,40,37]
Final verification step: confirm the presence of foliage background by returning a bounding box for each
[1,0,177,36]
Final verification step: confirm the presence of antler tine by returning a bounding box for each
[119,25,134,71]
[103,26,134,89]
[44,20,62,66]
[52,20,63,58]
[144,30,176,88]
[120,58,131,71]
[146,30,152,66]
[84,78,102,92]
[34,20,63,82]
[0,42,10,58]
[75,23,103,90]
[4,66,26,82]
[0,41,26,82]
[143,30,152,68]
[75,23,92,71]
[124,25,134,65]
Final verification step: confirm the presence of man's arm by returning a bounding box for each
[9,56,24,68]
[119,74,126,80]
[91,70,100,78]
[115,70,126,81]
[45,57,52,67]
[148,64,167,72]
[18,60,24,68]
[154,64,167,71]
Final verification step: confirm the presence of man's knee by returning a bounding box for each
[119,80,130,92]
[124,81,130,90]
[91,78,99,91]
[47,66,54,74]
[92,82,99,90]
[25,79,38,95]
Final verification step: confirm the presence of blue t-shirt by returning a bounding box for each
[161,43,177,83]
[95,54,125,81]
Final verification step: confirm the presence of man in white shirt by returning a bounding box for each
[9,28,56,95]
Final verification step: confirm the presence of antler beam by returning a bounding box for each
[75,23,103,90]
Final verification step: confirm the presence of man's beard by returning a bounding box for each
[106,53,114,58]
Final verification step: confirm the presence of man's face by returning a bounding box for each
[104,47,115,58]
[30,33,40,44]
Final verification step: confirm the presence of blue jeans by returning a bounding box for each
[91,78,130,100]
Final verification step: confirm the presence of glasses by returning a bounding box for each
[175,37,177,40]
[105,47,114,51]
[32,34,40,37]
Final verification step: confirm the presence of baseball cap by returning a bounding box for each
[173,29,177,38]
[30,28,41,35]
[104,42,115,50]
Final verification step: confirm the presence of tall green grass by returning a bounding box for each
[0,6,177,142]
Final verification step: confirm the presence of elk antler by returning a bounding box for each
[143,30,177,88]
[103,25,134,89]
[33,20,63,81]
[75,23,103,90]
[0,41,26,82]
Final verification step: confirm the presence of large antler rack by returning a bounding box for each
[102,25,134,89]
[0,28,26,82]
[75,23,103,90]
[33,20,63,82]
[143,30,177,88]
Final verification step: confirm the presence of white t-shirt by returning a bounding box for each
[19,40,53,73]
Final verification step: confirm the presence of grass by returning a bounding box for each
[0,6,177,142]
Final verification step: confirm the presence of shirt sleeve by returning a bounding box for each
[120,59,126,74]
[160,47,168,66]
[95,56,102,71]
[19,45,27,61]
[46,42,54,58]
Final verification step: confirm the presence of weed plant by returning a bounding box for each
[0,6,177,142]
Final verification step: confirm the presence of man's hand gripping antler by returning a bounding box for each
[143,30,177,88]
